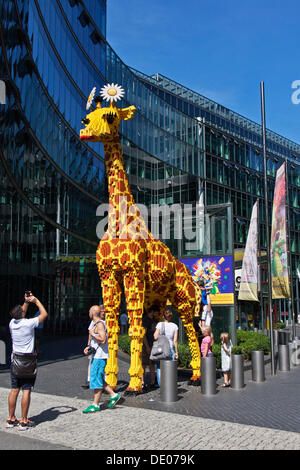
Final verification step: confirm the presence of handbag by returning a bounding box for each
[150,322,171,361]
[12,352,37,379]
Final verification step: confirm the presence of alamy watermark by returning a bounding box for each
[0,80,6,105]
[96,197,205,251]
[291,80,300,104]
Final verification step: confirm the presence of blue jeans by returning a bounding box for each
[156,348,175,387]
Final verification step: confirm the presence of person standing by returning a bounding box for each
[142,305,160,390]
[82,305,120,413]
[153,308,178,387]
[119,311,129,335]
[82,304,106,389]
[7,292,48,430]
[201,326,214,358]
[220,332,232,387]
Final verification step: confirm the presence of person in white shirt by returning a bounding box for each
[82,304,107,389]
[153,308,178,387]
[7,292,48,430]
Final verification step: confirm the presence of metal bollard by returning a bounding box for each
[278,344,290,371]
[160,360,178,402]
[285,330,291,343]
[201,356,216,395]
[273,329,279,347]
[278,330,289,345]
[251,350,265,382]
[231,354,244,389]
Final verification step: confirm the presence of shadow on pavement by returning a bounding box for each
[30,406,77,425]
[116,380,130,393]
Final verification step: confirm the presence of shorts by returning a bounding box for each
[10,368,36,391]
[205,313,213,326]
[201,304,208,321]
[201,305,213,326]
[90,358,107,390]
[142,345,155,367]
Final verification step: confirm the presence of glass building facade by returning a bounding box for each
[0,0,299,335]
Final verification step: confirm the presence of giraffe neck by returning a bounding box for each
[103,140,150,240]
[103,140,135,209]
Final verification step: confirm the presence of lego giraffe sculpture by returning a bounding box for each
[80,84,201,393]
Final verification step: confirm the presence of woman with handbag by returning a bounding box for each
[153,308,178,387]
[7,292,48,430]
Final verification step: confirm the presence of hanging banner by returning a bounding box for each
[271,163,290,299]
[238,200,259,301]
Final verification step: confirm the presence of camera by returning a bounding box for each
[87,346,96,356]
[25,290,31,296]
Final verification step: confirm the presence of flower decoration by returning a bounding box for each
[100,83,125,103]
[86,86,96,110]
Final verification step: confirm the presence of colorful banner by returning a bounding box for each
[271,163,290,299]
[180,255,234,305]
[238,201,259,301]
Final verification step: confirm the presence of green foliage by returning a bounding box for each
[212,343,221,369]
[118,334,131,355]
[177,343,191,368]
[274,322,286,330]
[232,345,243,355]
[235,330,271,361]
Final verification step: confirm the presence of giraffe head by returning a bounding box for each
[80,83,136,143]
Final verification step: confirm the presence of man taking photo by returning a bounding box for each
[7,292,48,430]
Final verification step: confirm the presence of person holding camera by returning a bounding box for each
[7,292,48,430]
[82,304,106,389]
[82,305,120,413]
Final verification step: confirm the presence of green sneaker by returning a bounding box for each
[108,394,121,409]
[82,404,100,414]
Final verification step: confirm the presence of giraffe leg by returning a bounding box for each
[169,294,201,382]
[101,273,122,390]
[123,271,145,394]
[181,316,201,383]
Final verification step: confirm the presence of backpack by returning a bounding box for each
[149,322,172,361]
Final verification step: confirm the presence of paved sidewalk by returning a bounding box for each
[1,331,300,450]
[0,387,300,450]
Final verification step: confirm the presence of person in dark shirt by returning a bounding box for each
[142,305,160,390]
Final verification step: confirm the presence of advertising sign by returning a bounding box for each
[180,255,234,305]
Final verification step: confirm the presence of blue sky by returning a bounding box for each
[107,0,300,145]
